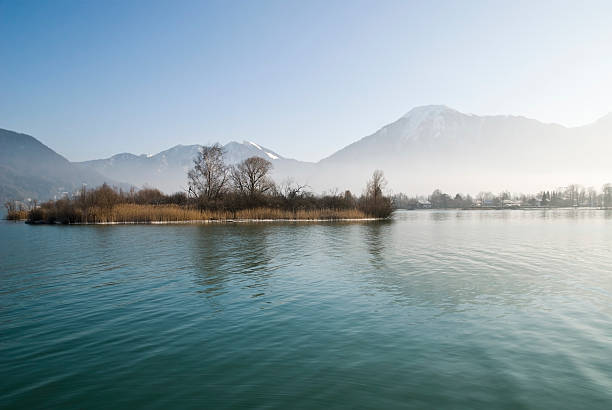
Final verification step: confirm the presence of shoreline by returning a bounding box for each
[9,207,611,225]
[22,217,386,225]
[402,206,612,211]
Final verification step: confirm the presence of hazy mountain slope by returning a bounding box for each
[313,105,612,194]
[77,145,201,194]
[79,141,315,193]
[223,142,315,188]
[5,106,611,200]
[0,128,116,203]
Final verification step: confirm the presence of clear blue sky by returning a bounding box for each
[1,0,612,162]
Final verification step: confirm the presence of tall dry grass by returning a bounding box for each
[233,207,368,220]
[83,204,232,223]
[29,204,372,223]
[6,209,29,220]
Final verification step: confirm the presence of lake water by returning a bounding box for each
[1,209,612,409]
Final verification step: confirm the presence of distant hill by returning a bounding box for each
[0,128,116,203]
[77,141,314,194]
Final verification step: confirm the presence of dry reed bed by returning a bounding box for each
[29,204,374,223]
[6,210,29,221]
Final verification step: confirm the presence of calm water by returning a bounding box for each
[1,210,612,409]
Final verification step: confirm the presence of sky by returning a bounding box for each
[1,0,612,162]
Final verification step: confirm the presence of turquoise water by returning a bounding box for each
[1,210,612,409]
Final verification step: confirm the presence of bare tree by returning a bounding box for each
[476,191,494,207]
[566,184,582,207]
[587,187,597,207]
[231,156,274,199]
[497,191,511,208]
[361,170,392,217]
[279,179,309,200]
[188,144,229,201]
[603,183,612,208]
[366,170,387,205]
[4,201,16,214]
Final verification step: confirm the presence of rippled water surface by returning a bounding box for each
[1,210,612,409]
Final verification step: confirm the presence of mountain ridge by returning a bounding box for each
[0,128,120,203]
[3,105,612,201]
[76,140,312,194]
[314,105,612,193]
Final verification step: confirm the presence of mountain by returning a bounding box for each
[4,106,612,201]
[0,128,117,203]
[313,105,612,194]
[78,141,314,193]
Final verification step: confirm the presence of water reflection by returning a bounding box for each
[363,222,389,269]
[428,210,452,222]
[190,225,274,301]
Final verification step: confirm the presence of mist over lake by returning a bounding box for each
[2,210,611,409]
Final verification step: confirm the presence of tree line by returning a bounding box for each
[393,184,612,209]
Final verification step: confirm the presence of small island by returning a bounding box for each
[6,145,392,224]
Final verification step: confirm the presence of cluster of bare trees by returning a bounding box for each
[187,144,228,201]
[360,170,392,217]
[187,144,276,205]
[510,184,612,208]
[186,144,392,216]
[4,200,32,220]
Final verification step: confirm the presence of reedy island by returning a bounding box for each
[12,145,392,223]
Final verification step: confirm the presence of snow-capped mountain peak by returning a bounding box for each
[246,140,263,150]
[240,140,282,160]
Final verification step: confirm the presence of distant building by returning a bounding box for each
[416,200,432,209]
[502,199,521,209]
[481,199,496,207]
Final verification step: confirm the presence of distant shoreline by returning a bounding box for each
[397,206,612,211]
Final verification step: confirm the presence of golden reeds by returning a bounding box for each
[30,204,372,223]
[233,207,368,220]
[6,210,29,220]
[82,204,222,223]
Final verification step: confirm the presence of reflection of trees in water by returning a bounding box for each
[529,208,612,221]
[428,210,452,222]
[184,214,604,317]
[190,225,274,305]
[363,221,391,269]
